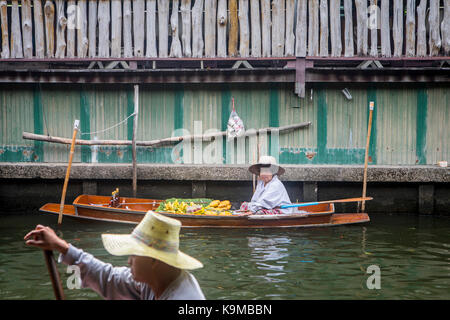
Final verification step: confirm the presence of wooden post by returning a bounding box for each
[319,0,329,57]
[43,250,65,300]
[145,0,157,57]
[428,0,441,56]
[132,85,139,198]
[55,0,67,58]
[416,0,427,57]
[158,0,170,57]
[369,0,378,56]
[355,0,368,56]
[181,0,192,57]
[98,0,110,57]
[77,0,88,58]
[44,0,55,57]
[381,0,391,57]
[192,0,204,57]
[361,102,374,213]
[284,0,295,56]
[250,0,262,57]
[228,0,238,57]
[261,0,271,57]
[0,1,9,59]
[66,0,76,57]
[443,0,450,55]
[133,0,145,57]
[205,0,217,57]
[295,0,307,57]
[405,0,416,57]
[393,0,403,57]
[272,0,285,57]
[124,0,133,57]
[344,0,354,57]
[111,0,122,58]
[58,120,79,225]
[308,0,319,56]
[88,0,98,58]
[217,0,227,57]
[170,0,183,58]
[330,0,342,57]
[22,0,33,58]
[238,0,250,57]
[11,1,24,58]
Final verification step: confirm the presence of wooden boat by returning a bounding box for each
[39,194,370,228]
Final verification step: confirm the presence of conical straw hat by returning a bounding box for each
[102,211,203,270]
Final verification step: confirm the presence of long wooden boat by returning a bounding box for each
[39,194,370,228]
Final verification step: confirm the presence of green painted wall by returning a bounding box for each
[0,83,448,165]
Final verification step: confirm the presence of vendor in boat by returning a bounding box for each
[24,211,205,300]
[240,155,294,215]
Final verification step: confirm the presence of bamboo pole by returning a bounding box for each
[360,102,374,213]
[58,120,79,225]
[23,122,312,147]
[132,86,139,198]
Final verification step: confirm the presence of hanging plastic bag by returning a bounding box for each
[227,98,245,141]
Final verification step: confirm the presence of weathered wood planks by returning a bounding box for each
[0,0,448,59]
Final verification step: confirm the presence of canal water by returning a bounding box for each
[0,212,449,300]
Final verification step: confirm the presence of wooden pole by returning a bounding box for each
[132,85,139,197]
[58,120,79,225]
[360,101,374,213]
[43,250,65,300]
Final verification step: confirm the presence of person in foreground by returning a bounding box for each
[240,155,294,215]
[24,211,205,300]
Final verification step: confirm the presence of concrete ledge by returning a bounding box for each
[0,163,449,183]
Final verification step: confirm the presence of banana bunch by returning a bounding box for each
[164,200,188,214]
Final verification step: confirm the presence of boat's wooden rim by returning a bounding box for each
[38,207,369,228]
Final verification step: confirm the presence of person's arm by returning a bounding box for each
[59,244,142,300]
[24,225,143,300]
[248,181,290,212]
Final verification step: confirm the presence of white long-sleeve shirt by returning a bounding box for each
[248,175,294,214]
[58,245,205,300]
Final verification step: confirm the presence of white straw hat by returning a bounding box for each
[248,155,285,176]
[102,211,203,270]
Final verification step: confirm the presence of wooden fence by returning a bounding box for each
[0,0,449,60]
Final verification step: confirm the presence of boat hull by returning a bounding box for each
[39,195,370,228]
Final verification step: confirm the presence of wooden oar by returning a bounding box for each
[43,250,65,300]
[280,197,373,209]
[58,120,79,225]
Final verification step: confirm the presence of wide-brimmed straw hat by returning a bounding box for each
[248,155,285,176]
[102,211,203,270]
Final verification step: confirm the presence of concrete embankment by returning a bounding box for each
[0,163,448,215]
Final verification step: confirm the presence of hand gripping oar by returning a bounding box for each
[280,197,373,209]
[43,250,65,300]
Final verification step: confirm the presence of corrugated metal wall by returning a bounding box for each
[0,83,448,165]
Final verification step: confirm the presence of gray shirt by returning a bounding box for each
[59,244,206,300]
[248,175,294,214]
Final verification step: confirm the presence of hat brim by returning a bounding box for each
[248,164,285,176]
[101,234,203,270]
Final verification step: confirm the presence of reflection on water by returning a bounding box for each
[0,213,449,300]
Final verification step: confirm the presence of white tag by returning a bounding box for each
[74,119,80,130]
[369,102,374,111]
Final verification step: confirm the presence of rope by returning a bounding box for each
[80,112,137,136]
